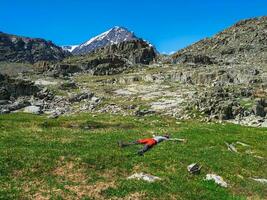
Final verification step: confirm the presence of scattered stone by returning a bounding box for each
[187,163,202,174]
[225,142,238,153]
[205,174,228,187]
[127,173,161,182]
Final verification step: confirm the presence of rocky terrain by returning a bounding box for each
[0,16,267,128]
[0,32,69,63]
[172,16,267,65]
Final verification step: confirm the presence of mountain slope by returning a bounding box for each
[72,26,138,55]
[0,32,69,64]
[172,16,267,65]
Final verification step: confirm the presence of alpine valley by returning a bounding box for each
[0,16,267,200]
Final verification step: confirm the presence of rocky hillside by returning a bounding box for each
[0,17,266,128]
[0,32,69,63]
[72,26,138,55]
[48,39,157,76]
[172,16,267,65]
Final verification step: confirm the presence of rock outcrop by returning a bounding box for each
[0,74,40,99]
[57,39,157,76]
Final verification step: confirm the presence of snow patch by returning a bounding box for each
[62,45,79,52]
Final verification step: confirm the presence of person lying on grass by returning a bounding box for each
[118,134,186,156]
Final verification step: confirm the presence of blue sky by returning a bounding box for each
[1,0,266,53]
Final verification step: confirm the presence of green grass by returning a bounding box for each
[0,113,266,199]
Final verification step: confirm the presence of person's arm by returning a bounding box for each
[168,138,187,142]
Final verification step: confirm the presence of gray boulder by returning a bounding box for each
[253,104,266,117]
[23,106,42,114]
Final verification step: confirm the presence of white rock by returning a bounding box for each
[114,89,134,96]
[251,178,267,184]
[205,174,228,187]
[35,79,58,86]
[127,172,161,182]
[23,106,42,114]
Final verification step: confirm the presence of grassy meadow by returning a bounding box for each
[0,113,266,199]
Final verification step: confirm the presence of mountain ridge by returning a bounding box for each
[0,31,69,63]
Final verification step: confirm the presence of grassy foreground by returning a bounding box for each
[0,113,266,200]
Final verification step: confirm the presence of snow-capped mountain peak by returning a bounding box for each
[72,26,138,55]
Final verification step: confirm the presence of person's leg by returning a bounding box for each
[118,138,151,148]
[137,139,157,155]
[137,144,151,155]
[118,140,139,148]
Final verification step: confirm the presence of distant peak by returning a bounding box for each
[72,26,138,55]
